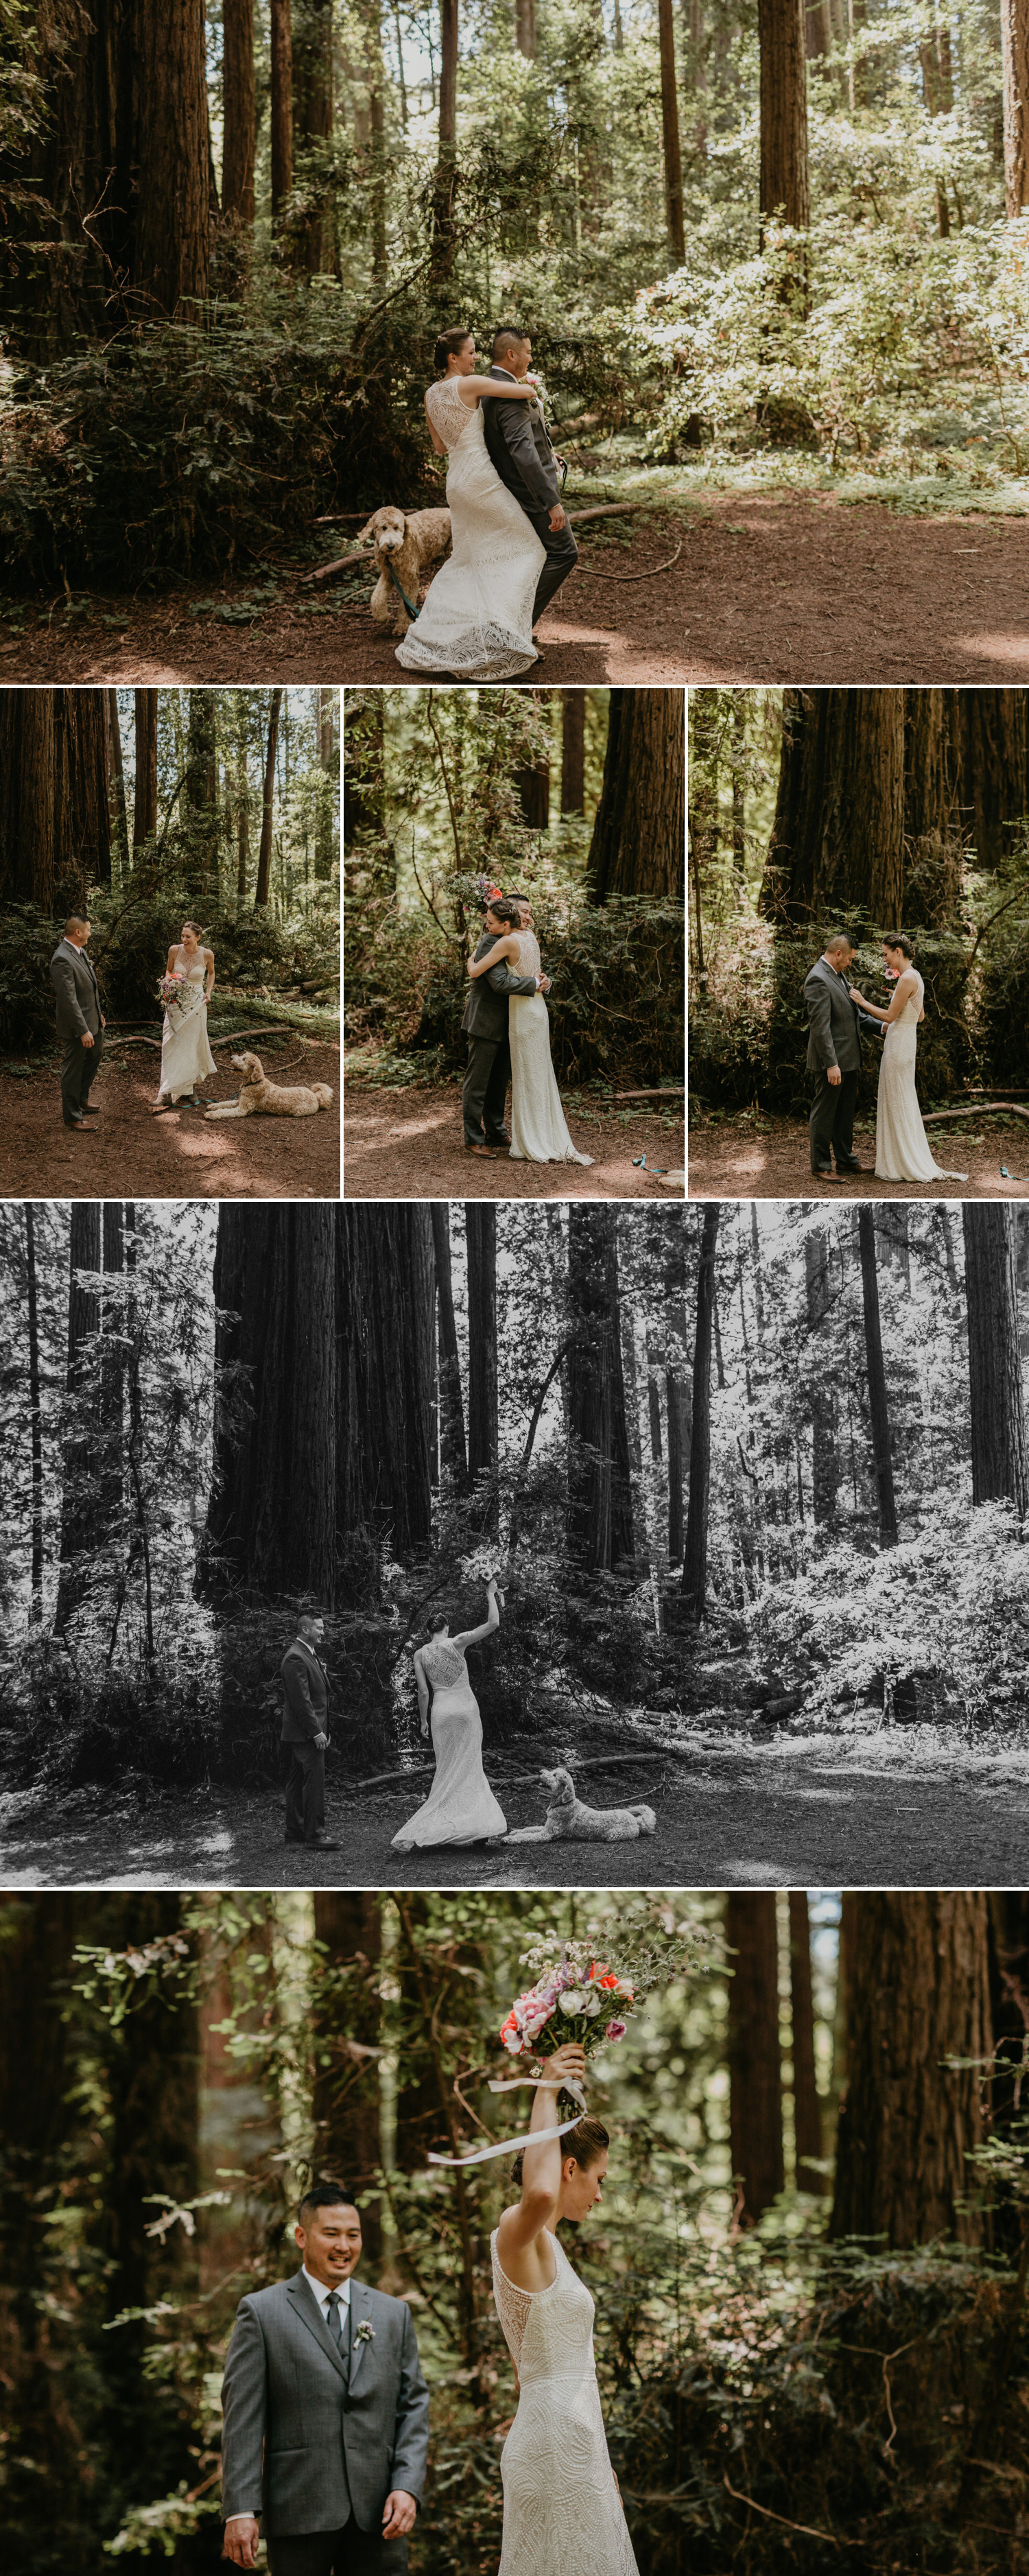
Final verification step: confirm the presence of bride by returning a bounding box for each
[468,901,593,1165]
[154,920,217,1112]
[394,327,545,681]
[392,1577,508,1850]
[849,934,967,1184]
[492,2042,638,2576]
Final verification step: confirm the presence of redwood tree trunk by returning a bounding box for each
[222,0,257,228]
[587,692,686,900]
[789,1891,825,2190]
[761,687,906,924]
[681,1204,720,1619]
[431,0,459,274]
[726,1893,785,2226]
[200,1206,339,1602]
[338,1208,436,1561]
[1001,0,1029,216]
[136,1,210,316]
[431,1205,467,1483]
[560,692,585,814]
[55,1203,102,1634]
[311,1894,383,2265]
[830,1893,993,2246]
[294,0,333,269]
[25,1208,45,1625]
[270,0,294,223]
[858,1209,899,1547]
[954,689,1029,873]
[566,1208,635,1574]
[107,691,130,878]
[466,1207,499,1530]
[133,689,158,858]
[657,0,686,261]
[962,1205,1029,1520]
[255,688,283,907]
[759,0,810,233]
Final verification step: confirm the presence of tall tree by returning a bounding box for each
[560,692,585,815]
[759,0,810,236]
[466,1207,499,1529]
[514,0,536,57]
[294,0,334,269]
[338,1208,436,1562]
[0,689,110,910]
[311,1894,383,2265]
[133,689,158,858]
[255,688,284,908]
[681,1205,720,1620]
[316,687,337,879]
[235,697,250,901]
[962,1206,1029,1520]
[431,1205,467,1483]
[136,3,210,316]
[185,690,218,891]
[657,0,686,261]
[24,1207,45,1626]
[587,692,685,900]
[726,1893,785,2226]
[761,688,905,923]
[788,1891,825,2191]
[803,1229,840,1524]
[107,692,130,880]
[858,1210,899,1548]
[99,1202,127,1523]
[954,689,1029,873]
[566,1208,635,1574]
[431,0,459,274]
[222,0,257,228]
[1001,0,1029,216]
[270,0,294,224]
[831,1893,992,2246]
[200,1206,339,1602]
[55,1203,102,1634]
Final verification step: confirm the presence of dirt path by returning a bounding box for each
[344,1081,685,1198]
[687,1111,1029,1201]
[3,1742,1024,1887]
[5,497,1028,684]
[0,1042,341,1200]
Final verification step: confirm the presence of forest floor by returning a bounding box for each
[5,493,1029,683]
[0,1039,341,1199]
[4,1730,1026,1887]
[687,1109,1029,1199]
[343,1079,685,1197]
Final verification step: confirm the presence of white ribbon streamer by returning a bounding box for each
[427,2074,587,2170]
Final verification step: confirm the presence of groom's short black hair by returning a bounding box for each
[298,2181,357,2221]
[493,324,530,361]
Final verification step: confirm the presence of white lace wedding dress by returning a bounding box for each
[394,380,545,680]
[508,932,593,1165]
[392,1638,508,1849]
[158,945,217,1102]
[491,2230,638,2576]
[875,974,967,1183]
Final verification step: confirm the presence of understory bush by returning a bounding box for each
[0,882,336,1051]
[690,921,978,1111]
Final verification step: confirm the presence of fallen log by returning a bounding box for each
[607,1085,685,1100]
[105,1024,325,1054]
[303,500,655,588]
[923,1102,1029,1124]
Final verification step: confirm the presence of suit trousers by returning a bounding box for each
[60,1025,103,1123]
[521,506,578,622]
[267,2531,407,2576]
[285,1738,326,1842]
[462,1035,511,1144]
[809,1069,860,1171]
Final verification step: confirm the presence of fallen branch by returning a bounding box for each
[566,502,652,523]
[575,534,685,582]
[303,501,655,587]
[301,547,375,589]
[923,1102,1029,1125]
[607,1085,685,1100]
[104,1025,325,1055]
[722,2473,847,2548]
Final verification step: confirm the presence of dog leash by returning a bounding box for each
[387,558,422,622]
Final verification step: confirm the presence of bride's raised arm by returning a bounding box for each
[496,2044,587,2267]
[467,934,521,981]
[452,1577,501,1647]
[457,375,541,407]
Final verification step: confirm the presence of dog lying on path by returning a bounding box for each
[356,506,453,637]
[505,1765,657,1845]
[203,1051,334,1120]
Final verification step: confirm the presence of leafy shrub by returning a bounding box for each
[0,877,334,1050]
[691,923,976,1113]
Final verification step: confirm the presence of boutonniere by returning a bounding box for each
[355,2320,375,2345]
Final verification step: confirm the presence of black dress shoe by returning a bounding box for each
[307,1835,340,1851]
[283,1833,306,1846]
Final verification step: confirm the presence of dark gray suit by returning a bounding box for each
[221,2268,429,2576]
[49,937,103,1124]
[481,367,578,622]
[460,936,539,1146]
[803,956,863,1173]
[281,1640,330,1843]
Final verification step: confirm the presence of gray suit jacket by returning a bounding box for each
[804,957,862,1076]
[461,934,539,1043]
[280,1642,329,1744]
[481,366,563,514]
[49,938,101,1041]
[221,2270,429,2536]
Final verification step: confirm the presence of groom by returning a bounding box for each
[221,2181,429,2576]
[481,326,578,639]
[462,897,550,1156]
[281,1613,339,1852]
[803,934,864,1177]
[49,913,105,1130]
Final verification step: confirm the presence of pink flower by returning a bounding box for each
[604,2019,628,2043]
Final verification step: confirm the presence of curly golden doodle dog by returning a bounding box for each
[356,506,453,637]
[203,1051,334,1120]
[506,1765,657,1845]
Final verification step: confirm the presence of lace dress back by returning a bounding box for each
[422,1639,469,1690]
[507,936,593,1168]
[490,2231,637,2576]
[392,1635,506,1850]
[425,378,478,452]
[876,972,966,1183]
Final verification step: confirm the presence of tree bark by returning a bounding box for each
[185,689,218,893]
[560,691,586,815]
[55,1203,102,1634]
[759,0,810,233]
[270,0,294,224]
[107,691,130,881]
[255,688,283,908]
[858,1209,899,1547]
[25,1207,45,1625]
[830,1893,993,2246]
[1001,0,1029,215]
[133,689,158,858]
[136,1,210,316]
[316,688,337,880]
[726,1893,785,2226]
[200,1206,339,1603]
[788,1891,825,2190]
[431,0,459,274]
[666,1366,685,1561]
[657,0,686,261]
[566,1209,635,1574]
[311,1893,383,2265]
[236,697,250,902]
[761,687,906,924]
[222,0,257,228]
[99,1201,126,1523]
[681,1203,720,1619]
[466,1207,499,1530]
[431,1205,468,1483]
[587,692,685,900]
[514,0,536,57]
[294,0,334,269]
[804,1229,840,1525]
[962,1205,1029,1520]
[338,1208,436,1561]
[954,689,1029,873]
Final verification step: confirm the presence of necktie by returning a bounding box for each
[327,2290,344,2348]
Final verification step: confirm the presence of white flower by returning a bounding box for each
[559,1989,587,2013]
[355,2320,375,2344]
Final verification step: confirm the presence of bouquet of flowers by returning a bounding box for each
[158,970,200,1016]
[499,1937,637,2063]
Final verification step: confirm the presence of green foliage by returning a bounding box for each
[689,921,977,1111]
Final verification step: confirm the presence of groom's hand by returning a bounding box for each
[223,2515,259,2567]
[81,1030,95,1048]
[548,504,566,532]
[827,1065,842,1087]
[314,1731,328,1751]
[382,2492,418,2538]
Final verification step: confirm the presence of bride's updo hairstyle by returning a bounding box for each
[434,326,473,376]
[181,919,204,938]
[510,2114,609,2186]
[882,933,915,959]
[483,897,521,927]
